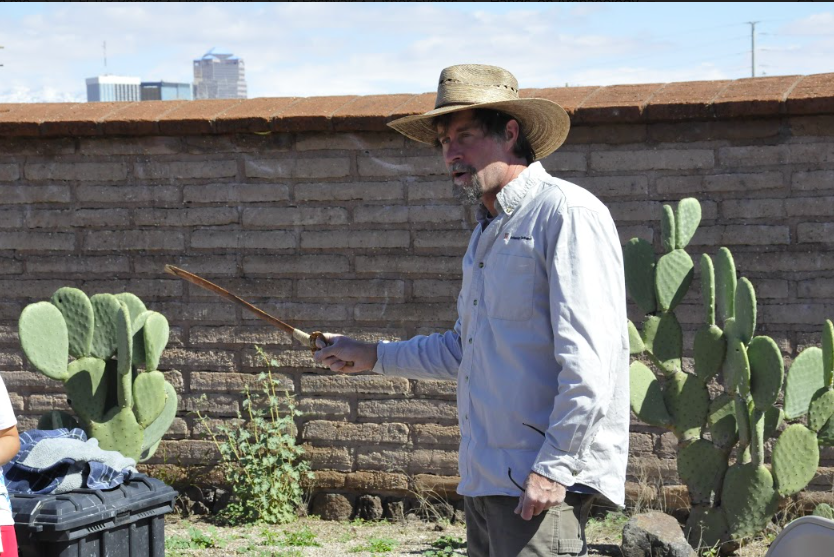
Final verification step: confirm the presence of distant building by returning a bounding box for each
[86,75,141,102]
[140,81,193,101]
[193,48,247,99]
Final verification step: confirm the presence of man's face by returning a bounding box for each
[436,111,510,205]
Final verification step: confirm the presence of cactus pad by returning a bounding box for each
[629,361,672,427]
[723,338,750,398]
[116,302,133,409]
[694,324,726,383]
[825,320,834,388]
[642,313,682,375]
[65,357,108,424]
[133,371,167,428]
[678,439,727,505]
[50,287,94,358]
[700,254,716,326]
[784,347,824,419]
[734,278,756,345]
[813,503,834,520]
[748,335,784,411]
[661,204,676,253]
[763,406,784,440]
[19,301,69,381]
[675,197,701,250]
[38,410,80,431]
[114,292,147,332]
[772,423,819,497]
[623,238,657,314]
[809,387,834,432]
[140,381,178,459]
[707,393,738,450]
[89,406,144,461]
[686,506,728,549]
[655,249,694,313]
[664,370,709,442]
[142,312,169,371]
[721,462,779,540]
[819,415,834,446]
[715,247,737,324]
[627,320,645,355]
[90,294,122,360]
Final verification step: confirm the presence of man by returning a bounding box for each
[315,64,629,557]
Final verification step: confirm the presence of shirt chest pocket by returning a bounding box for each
[484,253,535,321]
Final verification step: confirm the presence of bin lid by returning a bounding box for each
[11,474,176,533]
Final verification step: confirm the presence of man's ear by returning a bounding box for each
[504,119,520,149]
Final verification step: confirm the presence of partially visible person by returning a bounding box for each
[0,374,19,557]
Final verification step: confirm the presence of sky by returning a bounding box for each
[1,2,833,103]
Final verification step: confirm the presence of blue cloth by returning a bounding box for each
[3,428,137,495]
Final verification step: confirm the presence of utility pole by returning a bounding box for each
[748,21,759,77]
[103,41,107,70]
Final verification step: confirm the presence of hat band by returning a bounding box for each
[434,82,519,109]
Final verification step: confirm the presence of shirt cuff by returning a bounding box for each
[532,442,584,488]
[372,340,390,375]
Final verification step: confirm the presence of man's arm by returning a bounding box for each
[517,205,627,518]
[314,318,463,380]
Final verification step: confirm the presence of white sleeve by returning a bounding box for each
[532,207,626,484]
[372,317,462,381]
[0,375,18,430]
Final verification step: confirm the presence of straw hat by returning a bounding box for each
[388,64,570,160]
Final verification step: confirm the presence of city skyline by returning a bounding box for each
[1,2,833,103]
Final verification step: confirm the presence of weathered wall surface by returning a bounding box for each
[1,73,834,514]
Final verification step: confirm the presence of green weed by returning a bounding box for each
[422,534,467,556]
[349,536,399,553]
[281,525,322,547]
[197,346,312,525]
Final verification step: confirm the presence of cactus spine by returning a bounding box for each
[19,288,177,462]
[625,198,832,547]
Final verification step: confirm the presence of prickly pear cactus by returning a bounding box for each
[624,198,833,548]
[19,287,177,462]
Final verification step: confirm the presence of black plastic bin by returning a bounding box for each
[10,474,176,557]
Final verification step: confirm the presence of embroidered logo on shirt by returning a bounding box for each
[504,232,533,241]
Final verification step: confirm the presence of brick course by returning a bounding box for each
[2,73,834,508]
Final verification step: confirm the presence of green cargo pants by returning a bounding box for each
[464,491,596,557]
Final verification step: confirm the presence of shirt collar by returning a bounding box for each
[495,161,544,216]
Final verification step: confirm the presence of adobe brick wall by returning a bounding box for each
[1,73,834,514]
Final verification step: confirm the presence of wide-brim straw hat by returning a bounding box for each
[388,64,570,161]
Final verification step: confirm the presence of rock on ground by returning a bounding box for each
[621,511,696,557]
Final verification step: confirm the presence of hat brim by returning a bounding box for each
[387,98,570,160]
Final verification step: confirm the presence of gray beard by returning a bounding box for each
[452,168,483,206]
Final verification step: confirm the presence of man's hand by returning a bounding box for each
[514,471,566,521]
[313,333,378,373]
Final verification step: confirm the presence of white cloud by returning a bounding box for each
[1,3,832,102]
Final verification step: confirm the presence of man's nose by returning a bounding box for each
[444,143,462,166]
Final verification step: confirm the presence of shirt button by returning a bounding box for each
[473,300,478,306]
[466,375,469,381]
[479,262,484,268]
[468,338,473,344]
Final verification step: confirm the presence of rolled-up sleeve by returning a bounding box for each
[532,207,625,486]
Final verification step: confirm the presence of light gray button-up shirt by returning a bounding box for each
[373,162,630,506]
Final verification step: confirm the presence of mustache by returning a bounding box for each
[449,163,476,176]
